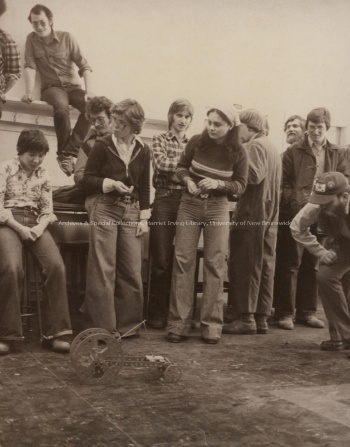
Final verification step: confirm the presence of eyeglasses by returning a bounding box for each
[89,116,108,125]
[111,116,130,129]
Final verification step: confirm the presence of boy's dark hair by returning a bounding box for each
[28,4,53,23]
[306,107,331,130]
[17,129,50,155]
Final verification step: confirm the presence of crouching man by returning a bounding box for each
[290,172,350,351]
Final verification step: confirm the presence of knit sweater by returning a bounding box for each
[82,135,150,211]
[176,134,248,196]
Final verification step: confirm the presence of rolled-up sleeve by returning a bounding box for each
[290,203,327,258]
[68,33,91,76]
[37,173,56,224]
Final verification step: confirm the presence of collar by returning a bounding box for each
[166,130,188,143]
[32,29,59,44]
[12,157,43,177]
[111,134,144,149]
[308,136,326,150]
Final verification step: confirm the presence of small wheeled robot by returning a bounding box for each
[70,328,182,385]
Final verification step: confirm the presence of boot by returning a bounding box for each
[255,314,268,334]
[223,313,257,335]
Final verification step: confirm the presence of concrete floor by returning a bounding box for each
[1,302,350,447]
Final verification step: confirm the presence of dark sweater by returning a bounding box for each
[82,135,150,211]
[176,134,248,195]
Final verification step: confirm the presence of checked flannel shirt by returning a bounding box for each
[0,29,21,97]
[151,130,188,190]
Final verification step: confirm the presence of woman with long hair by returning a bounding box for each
[166,106,248,344]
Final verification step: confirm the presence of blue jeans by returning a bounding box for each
[0,210,72,341]
[148,188,183,321]
[85,194,144,334]
[42,86,90,157]
[167,193,230,339]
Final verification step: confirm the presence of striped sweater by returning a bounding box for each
[176,134,248,196]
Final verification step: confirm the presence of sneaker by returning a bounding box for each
[296,315,324,329]
[0,341,11,355]
[42,337,70,353]
[56,153,75,176]
[278,316,294,330]
[223,318,257,335]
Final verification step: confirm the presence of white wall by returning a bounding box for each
[2,0,350,152]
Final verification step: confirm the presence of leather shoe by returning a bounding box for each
[202,337,219,344]
[146,319,166,330]
[167,333,183,343]
[296,315,324,329]
[320,339,350,351]
[255,315,268,334]
[278,316,294,330]
[0,341,10,355]
[42,338,70,353]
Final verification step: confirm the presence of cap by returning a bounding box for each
[308,172,349,205]
[207,105,241,127]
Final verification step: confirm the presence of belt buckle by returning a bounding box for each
[123,195,132,204]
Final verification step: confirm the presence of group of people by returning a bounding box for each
[0,2,350,356]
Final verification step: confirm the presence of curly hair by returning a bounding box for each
[284,115,306,132]
[85,96,114,120]
[112,99,145,135]
[17,129,50,155]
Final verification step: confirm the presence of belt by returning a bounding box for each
[12,206,39,214]
[185,192,227,200]
[116,195,138,205]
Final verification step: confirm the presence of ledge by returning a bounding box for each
[1,97,168,137]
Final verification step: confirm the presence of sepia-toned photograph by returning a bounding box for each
[0,0,349,445]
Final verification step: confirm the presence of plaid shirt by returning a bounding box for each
[0,30,21,95]
[151,130,188,189]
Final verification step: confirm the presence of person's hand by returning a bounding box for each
[84,91,94,102]
[30,225,44,239]
[21,93,35,103]
[320,249,337,265]
[197,178,219,192]
[113,181,133,194]
[170,173,181,184]
[136,219,148,237]
[186,179,200,196]
[18,226,36,241]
